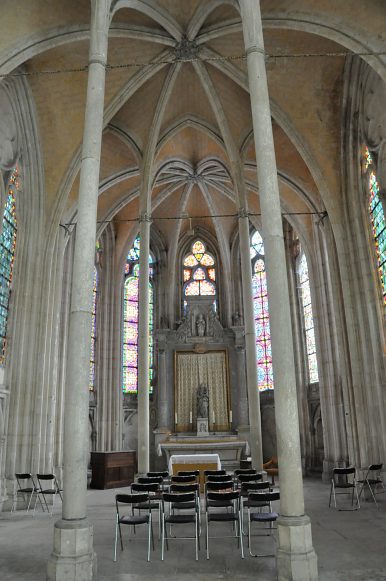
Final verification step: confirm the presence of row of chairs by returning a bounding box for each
[12,473,62,515]
[114,468,280,562]
[329,464,385,510]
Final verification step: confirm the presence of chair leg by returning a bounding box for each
[239,510,244,559]
[114,517,118,562]
[195,514,199,561]
[161,514,165,561]
[147,514,152,562]
[206,513,209,560]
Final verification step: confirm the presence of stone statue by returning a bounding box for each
[196,313,206,337]
[196,383,209,418]
[232,311,242,326]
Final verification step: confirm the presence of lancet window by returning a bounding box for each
[250,230,273,391]
[122,235,154,394]
[183,240,216,297]
[297,252,319,384]
[89,266,98,391]
[362,146,386,305]
[0,166,20,365]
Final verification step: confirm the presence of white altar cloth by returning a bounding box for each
[168,453,221,474]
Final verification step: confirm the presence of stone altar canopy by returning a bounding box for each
[154,295,250,471]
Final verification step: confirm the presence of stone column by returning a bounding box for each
[137,214,151,474]
[240,1,318,579]
[47,1,109,579]
[238,210,263,469]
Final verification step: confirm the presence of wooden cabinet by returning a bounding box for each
[90,451,137,489]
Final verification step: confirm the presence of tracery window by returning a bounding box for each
[298,252,319,384]
[0,166,20,365]
[122,235,154,394]
[250,231,273,391]
[183,240,216,297]
[89,266,98,391]
[362,146,386,305]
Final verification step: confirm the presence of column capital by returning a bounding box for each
[238,207,249,219]
[245,46,265,58]
[139,212,152,224]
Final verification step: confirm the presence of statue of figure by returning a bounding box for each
[232,311,242,326]
[196,383,209,418]
[196,313,206,337]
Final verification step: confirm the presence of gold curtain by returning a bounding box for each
[175,351,229,432]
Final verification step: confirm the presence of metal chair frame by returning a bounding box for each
[12,473,44,514]
[357,464,385,508]
[246,491,280,557]
[114,493,154,562]
[36,474,63,515]
[131,482,162,538]
[329,467,360,511]
[205,490,244,559]
[161,492,200,561]
[240,480,271,534]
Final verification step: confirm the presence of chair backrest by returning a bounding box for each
[240,460,252,470]
[36,473,55,481]
[116,493,149,506]
[332,467,355,475]
[131,482,159,493]
[163,492,196,504]
[177,470,199,477]
[241,480,271,493]
[206,474,231,482]
[248,491,280,503]
[171,475,196,484]
[207,490,239,503]
[205,480,233,492]
[147,471,169,478]
[234,468,257,477]
[369,463,383,471]
[170,483,199,494]
[138,476,163,485]
[203,469,226,476]
[237,473,262,483]
[332,467,356,484]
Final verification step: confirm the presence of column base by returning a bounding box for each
[277,515,318,581]
[47,519,96,581]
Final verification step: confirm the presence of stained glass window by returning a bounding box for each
[0,167,20,365]
[123,236,154,394]
[183,240,216,299]
[89,266,98,391]
[250,231,273,391]
[298,253,319,384]
[363,146,386,305]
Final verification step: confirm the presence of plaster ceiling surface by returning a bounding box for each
[6,0,386,252]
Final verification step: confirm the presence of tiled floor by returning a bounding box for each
[1,477,386,580]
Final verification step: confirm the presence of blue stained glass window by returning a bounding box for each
[89,266,98,390]
[363,146,386,305]
[298,252,319,384]
[0,167,19,365]
[250,231,273,391]
[123,235,154,394]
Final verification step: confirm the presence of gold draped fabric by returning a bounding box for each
[175,351,229,432]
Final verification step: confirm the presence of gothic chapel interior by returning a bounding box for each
[0,1,386,580]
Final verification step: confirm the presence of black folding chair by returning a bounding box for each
[171,474,197,485]
[240,480,271,534]
[329,467,360,510]
[161,492,200,561]
[12,473,43,513]
[205,490,244,559]
[247,491,280,557]
[114,493,154,562]
[36,474,63,515]
[357,464,385,508]
[147,471,170,490]
[131,482,161,538]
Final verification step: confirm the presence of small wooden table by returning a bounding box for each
[90,451,137,489]
[169,453,221,490]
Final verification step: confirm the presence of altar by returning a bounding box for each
[158,434,248,471]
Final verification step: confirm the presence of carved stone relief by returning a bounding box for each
[0,84,19,171]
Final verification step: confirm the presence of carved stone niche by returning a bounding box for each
[175,296,224,344]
